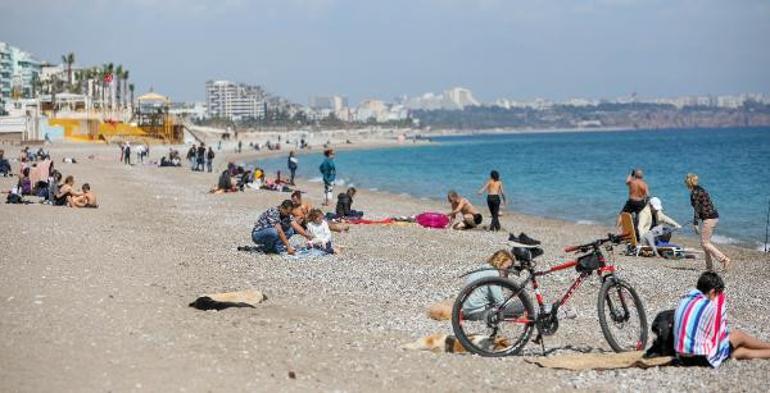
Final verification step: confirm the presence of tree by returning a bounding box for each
[121,69,129,109]
[61,52,75,86]
[115,65,123,109]
[129,83,135,109]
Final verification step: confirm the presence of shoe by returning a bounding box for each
[510,232,540,246]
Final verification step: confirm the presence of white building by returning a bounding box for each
[0,42,43,109]
[170,101,208,121]
[205,80,267,120]
[309,95,348,112]
[444,87,480,109]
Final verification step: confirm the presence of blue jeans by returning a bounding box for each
[207,160,213,172]
[251,226,295,254]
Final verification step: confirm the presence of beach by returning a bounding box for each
[2,141,770,392]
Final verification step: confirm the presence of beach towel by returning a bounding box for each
[189,289,266,311]
[30,160,51,186]
[524,351,672,371]
[416,212,449,229]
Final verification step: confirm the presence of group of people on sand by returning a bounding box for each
[119,141,150,166]
[250,195,344,256]
[186,143,216,173]
[444,170,506,231]
[618,168,730,270]
[4,148,97,208]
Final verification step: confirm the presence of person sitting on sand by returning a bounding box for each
[0,149,11,177]
[54,175,81,206]
[291,190,312,227]
[462,249,525,320]
[70,183,98,208]
[210,170,237,194]
[18,167,32,196]
[251,200,313,255]
[306,208,335,254]
[447,190,482,230]
[637,197,681,257]
[335,187,363,219]
[674,271,770,367]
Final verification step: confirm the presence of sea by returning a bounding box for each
[253,127,770,251]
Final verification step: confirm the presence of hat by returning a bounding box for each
[649,197,662,211]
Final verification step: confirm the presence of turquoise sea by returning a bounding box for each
[255,128,770,250]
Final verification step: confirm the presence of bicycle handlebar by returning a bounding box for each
[563,233,629,253]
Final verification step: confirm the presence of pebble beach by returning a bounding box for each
[1,141,769,392]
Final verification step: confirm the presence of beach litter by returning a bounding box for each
[189,289,266,311]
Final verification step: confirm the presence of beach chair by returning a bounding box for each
[619,212,684,258]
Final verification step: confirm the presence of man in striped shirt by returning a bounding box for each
[674,272,770,367]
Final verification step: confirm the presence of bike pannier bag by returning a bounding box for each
[576,253,601,272]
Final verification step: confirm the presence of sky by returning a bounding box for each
[1,0,769,104]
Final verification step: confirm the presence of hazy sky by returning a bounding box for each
[2,0,769,104]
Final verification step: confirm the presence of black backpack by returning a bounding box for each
[644,309,676,358]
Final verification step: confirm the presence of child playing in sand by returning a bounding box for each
[306,209,335,254]
[70,183,98,208]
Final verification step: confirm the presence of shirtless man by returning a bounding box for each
[617,168,649,227]
[290,190,312,226]
[292,190,349,232]
[447,190,482,230]
[71,183,98,208]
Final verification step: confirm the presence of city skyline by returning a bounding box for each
[2,0,769,103]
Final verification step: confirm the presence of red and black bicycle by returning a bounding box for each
[451,233,648,357]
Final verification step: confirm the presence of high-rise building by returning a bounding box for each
[205,80,267,120]
[444,87,480,109]
[309,95,348,112]
[0,42,43,108]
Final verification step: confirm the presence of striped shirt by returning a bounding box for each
[673,289,731,367]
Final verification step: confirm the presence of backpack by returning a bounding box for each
[644,309,676,358]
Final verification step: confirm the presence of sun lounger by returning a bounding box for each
[620,212,684,258]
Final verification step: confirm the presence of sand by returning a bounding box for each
[1,141,769,392]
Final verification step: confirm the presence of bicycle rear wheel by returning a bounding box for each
[451,276,535,357]
[597,277,648,352]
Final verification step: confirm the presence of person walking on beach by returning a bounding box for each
[685,173,731,271]
[319,149,336,206]
[251,200,313,255]
[206,147,215,173]
[478,170,506,231]
[447,190,482,230]
[196,143,206,172]
[287,151,298,185]
[238,140,243,154]
[124,142,131,166]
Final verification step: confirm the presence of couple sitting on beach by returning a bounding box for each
[250,199,338,255]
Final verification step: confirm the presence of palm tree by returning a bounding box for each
[115,65,123,109]
[105,63,114,110]
[121,69,129,109]
[129,83,135,109]
[61,52,75,86]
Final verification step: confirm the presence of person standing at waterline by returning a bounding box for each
[287,151,298,185]
[478,170,506,231]
[686,173,731,271]
[319,149,336,206]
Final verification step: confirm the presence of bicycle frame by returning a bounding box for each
[500,251,618,325]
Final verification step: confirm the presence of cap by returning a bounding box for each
[649,197,662,211]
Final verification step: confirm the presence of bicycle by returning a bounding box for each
[450,233,648,357]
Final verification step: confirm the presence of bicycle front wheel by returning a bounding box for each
[597,277,648,352]
[451,276,535,357]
